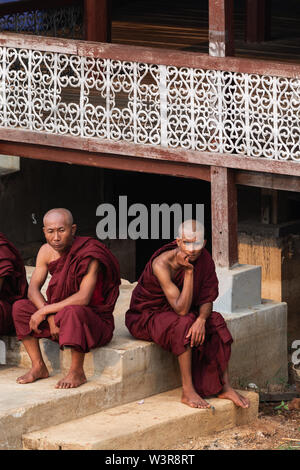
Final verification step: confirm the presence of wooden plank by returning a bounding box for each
[236,171,300,192]
[0,128,300,178]
[0,140,211,181]
[0,32,299,79]
[209,0,234,57]
[259,391,299,402]
[0,33,78,54]
[84,0,111,43]
[211,167,238,268]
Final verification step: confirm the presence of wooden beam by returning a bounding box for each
[245,0,272,43]
[84,0,111,43]
[1,128,300,178]
[211,166,238,268]
[0,141,211,181]
[236,171,300,192]
[0,32,299,79]
[209,0,234,57]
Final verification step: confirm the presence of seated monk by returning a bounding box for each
[12,208,120,389]
[125,219,250,409]
[0,233,28,335]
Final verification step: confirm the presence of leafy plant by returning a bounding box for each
[274,401,289,412]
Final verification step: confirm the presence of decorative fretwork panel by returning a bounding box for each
[0,4,83,39]
[0,45,299,160]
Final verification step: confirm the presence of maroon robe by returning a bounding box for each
[125,241,233,397]
[12,237,121,353]
[0,233,28,335]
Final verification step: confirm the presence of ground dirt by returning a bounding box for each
[169,395,300,451]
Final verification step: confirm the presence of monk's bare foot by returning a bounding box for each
[217,386,250,408]
[17,363,49,384]
[181,388,211,409]
[55,370,87,389]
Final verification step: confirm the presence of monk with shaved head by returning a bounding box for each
[12,208,120,388]
[126,220,250,409]
[0,233,27,335]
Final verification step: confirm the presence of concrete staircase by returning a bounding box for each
[0,267,260,449]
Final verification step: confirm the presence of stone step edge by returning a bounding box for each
[22,389,259,450]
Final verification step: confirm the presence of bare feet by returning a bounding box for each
[55,370,87,389]
[17,363,49,384]
[217,386,250,408]
[181,388,211,409]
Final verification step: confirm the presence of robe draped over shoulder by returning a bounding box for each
[13,237,121,353]
[0,233,27,335]
[125,241,233,397]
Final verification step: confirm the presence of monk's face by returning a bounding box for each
[176,233,206,263]
[43,214,76,253]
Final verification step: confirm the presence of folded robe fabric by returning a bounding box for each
[0,233,28,335]
[13,237,121,352]
[125,240,233,397]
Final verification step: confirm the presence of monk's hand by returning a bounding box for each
[29,307,47,334]
[186,318,206,348]
[176,251,194,271]
[47,315,60,341]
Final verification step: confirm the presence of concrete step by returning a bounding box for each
[22,388,258,450]
[2,277,181,398]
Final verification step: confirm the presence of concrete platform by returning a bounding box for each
[0,266,286,449]
[22,388,258,450]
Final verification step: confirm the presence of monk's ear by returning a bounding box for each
[71,224,77,236]
[176,238,181,248]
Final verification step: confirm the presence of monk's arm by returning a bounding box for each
[153,263,193,316]
[45,259,100,316]
[198,302,213,321]
[28,247,50,309]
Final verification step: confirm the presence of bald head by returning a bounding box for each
[176,219,206,260]
[43,208,76,253]
[43,208,74,228]
[178,219,205,243]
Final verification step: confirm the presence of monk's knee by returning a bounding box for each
[12,299,32,321]
[56,305,86,323]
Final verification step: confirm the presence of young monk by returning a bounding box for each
[0,233,27,335]
[126,219,250,410]
[12,208,120,389]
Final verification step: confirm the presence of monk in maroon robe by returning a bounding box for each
[0,233,27,335]
[126,220,250,409]
[12,208,120,389]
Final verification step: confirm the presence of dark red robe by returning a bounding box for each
[125,241,233,397]
[0,233,28,335]
[13,237,121,353]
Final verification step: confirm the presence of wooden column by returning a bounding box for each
[211,166,238,268]
[245,0,272,43]
[84,0,111,42]
[209,0,234,57]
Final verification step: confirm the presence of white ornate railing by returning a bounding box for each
[0,38,299,161]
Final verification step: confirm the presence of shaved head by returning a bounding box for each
[178,219,205,242]
[43,208,74,227]
[43,208,76,252]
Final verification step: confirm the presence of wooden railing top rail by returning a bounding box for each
[0,0,81,16]
[0,32,299,79]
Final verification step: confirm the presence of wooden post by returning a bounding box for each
[245,0,272,43]
[211,166,238,268]
[209,0,234,57]
[84,0,111,42]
